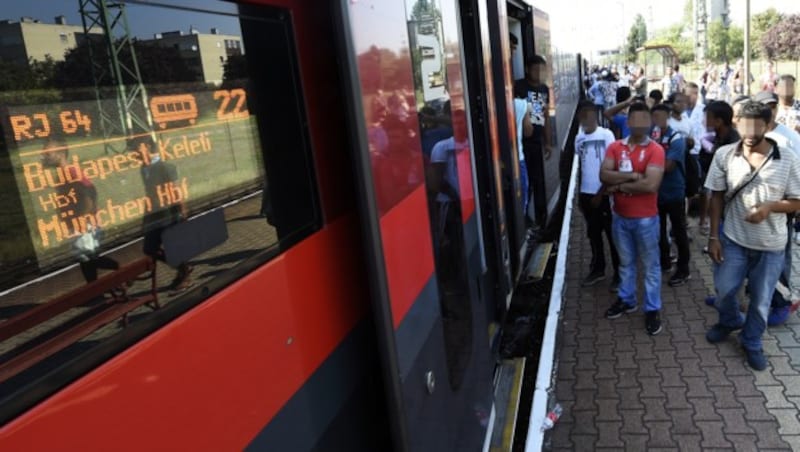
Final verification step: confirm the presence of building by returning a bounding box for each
[0,16,102,66]
[141,27,243,85]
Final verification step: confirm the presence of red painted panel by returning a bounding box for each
[0,217,365,451]
[380,186,436,329]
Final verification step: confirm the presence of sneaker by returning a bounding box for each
[609,274,621,293]
[768,306,791,327]
[581,271,605,287]
[791,301,800,313]
[645,310,662,335]
[706,323,743,343]
[668,271,691,287]
[168,264,194,293]
[606,298,637,319]
[744,348,768,371]
[705,295,716,307]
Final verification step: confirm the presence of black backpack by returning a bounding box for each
[661,131,702,198]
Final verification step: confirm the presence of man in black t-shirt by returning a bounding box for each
[131,135,193,293]
[514,54,553,227]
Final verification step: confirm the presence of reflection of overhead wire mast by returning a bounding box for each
[79,0,155,155]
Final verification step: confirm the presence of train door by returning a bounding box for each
[335,0,494,450]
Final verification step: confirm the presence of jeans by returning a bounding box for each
[520,160,529,220]
[714,234,785,351]
[771,220,793,309]
[612,214,662,312]
[658,199,690,273]
[523,140,547,227]
[578,193,620,275]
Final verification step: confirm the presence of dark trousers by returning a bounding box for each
[578,193,619,275]
[658,199,690,273]
[524,140,548,227]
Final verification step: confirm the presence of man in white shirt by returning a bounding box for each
[666,92,703,156]
[756,91,800,154]
[684,82,706,146]
[513,96,533,218]
[755,91,800,327]
[776,75,800,134]
[574,100,620,290]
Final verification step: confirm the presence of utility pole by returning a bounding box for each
[744,0,751,95]
[80,0,154,154]
[695,0,708,63]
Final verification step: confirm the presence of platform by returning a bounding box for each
[548,214,800,451]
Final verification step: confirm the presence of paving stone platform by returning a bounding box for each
[548,210,800,451]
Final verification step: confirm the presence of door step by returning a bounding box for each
[521,242,553,284]
[489,357,526,452]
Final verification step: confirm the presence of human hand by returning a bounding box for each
[708,238,723,263]
[744,204,771,224]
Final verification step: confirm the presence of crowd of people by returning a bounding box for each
[575,62,800,371]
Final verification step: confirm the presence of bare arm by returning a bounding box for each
[618,165,664,194]
[603,98,633,121]
[600,157,640,185]
[523,107,533,138]
[707,190,725,263]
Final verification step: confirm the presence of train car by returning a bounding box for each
[0,0,581,450]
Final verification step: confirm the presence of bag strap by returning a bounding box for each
[723,145,776,206]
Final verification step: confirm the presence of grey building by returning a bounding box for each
[141,27,243,85]
[0,16,102,65]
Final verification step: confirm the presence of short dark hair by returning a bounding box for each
[577,99,596,113]
[673,64,680,72]
[685,81,699,90]
[526,54,546,68]
[651,104,671,114]
[704,100,734,126]
[509,33,518,45]
[127,133,157,152]
[648,89,663,102]
[780,74,796,83]
[737,101,772,124]
[616,86,632,103]
[628,102,651,116]
[666,92,686,104]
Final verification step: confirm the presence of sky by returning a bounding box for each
[1,0,241,39]
[534,0,800,56]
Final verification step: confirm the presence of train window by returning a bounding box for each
[0,0,318,419]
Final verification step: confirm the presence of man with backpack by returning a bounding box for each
[652,104,691,286]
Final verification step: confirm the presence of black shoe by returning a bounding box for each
[668,271,691,287]
[606,298,637,319]
[645,310,662,335]
[609,274,620,293]
[581,271,605,287]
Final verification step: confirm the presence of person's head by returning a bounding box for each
[647,89,663,108]
[667,66,675,76]
[767,61,775,73]
[754,90,779,126]
[673,64,680,73]
[577,100,598,131]
[509,33,518,55]
[704,100,734,134]
[41,135,69,167]
[525,54,546,83]
[616,86,632,104]
[684,82,699,107]
[667,92,687,114]
[737,101,772,148]
[731,95,750,127]
[651,104,671,129]
[127,134,158,160]
[627,102,652,139]
[777,74,796,102]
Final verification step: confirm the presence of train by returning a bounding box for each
[0,0,583,450]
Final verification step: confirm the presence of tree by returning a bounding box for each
[761,14,800,61]
[647,24,694,64]
[707,19,730,62]
[410,0,441,22]
[752,8,783,58]
[625,14,648,62]
[727,25,744,61]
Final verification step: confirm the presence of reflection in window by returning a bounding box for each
[406,0,473,390]
[0,0,317,403]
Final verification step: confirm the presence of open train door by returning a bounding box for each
[334,0,495,450]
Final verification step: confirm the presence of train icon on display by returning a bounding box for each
[150,94,199,130]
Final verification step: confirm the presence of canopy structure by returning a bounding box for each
[636,45,679,81]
